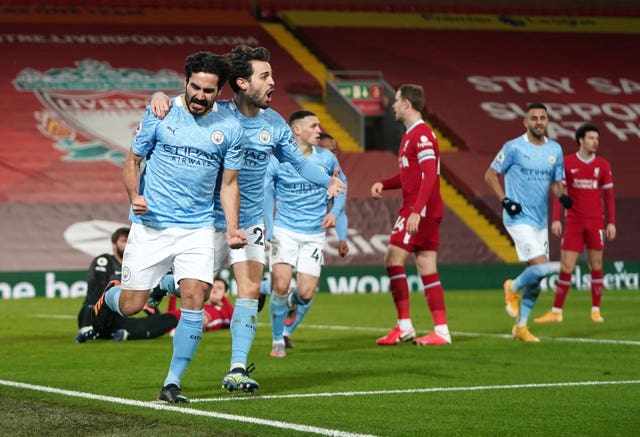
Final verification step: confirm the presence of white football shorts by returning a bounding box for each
[269,226,325,277]
[213,224,267,274]
[121,223,215,290]
[505,223,549,262]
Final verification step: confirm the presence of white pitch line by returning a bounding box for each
[34,314,75,320]
[190,379,640,403]
[34,315,640,346]
[291,323,640,346]
[0,379,378,437]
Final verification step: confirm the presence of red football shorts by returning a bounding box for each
[561,220,604,252]
[389,212,441,252]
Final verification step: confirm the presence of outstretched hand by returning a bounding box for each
[327,167,346,199]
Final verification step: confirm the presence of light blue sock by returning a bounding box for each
[104,285,123,316]
[283,298,313,336]
[518,284,542,326]
[230,298,258,369]
[160,274,181,298]
[269,293,288,342]
[260,277,272,296]
[290,290,306,306]
[513,262,559,290]
[163,308,203,387]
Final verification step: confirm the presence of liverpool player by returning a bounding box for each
[535,124,616,324]
[371,84,451,346]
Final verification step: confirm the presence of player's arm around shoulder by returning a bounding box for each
[149,92,173,119]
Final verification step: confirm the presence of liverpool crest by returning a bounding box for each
[13,59,183,165]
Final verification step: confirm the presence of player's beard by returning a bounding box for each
[528,125,546,141]
[246,86,272,110]
[186,95,212,115]
[116,247,125,259]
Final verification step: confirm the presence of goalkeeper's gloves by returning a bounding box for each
[501,197,522,217]
[559,194,573,209]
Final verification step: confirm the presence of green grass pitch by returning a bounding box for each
[1,290,639,436]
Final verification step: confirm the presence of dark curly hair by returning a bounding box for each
[226,45,271,93]
[575,123,599,145]
[184,51,231,88]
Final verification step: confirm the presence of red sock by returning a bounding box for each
[591,269,603,308]
[553,271,572,309]
[421,273,447,326]
[387,266,410,320]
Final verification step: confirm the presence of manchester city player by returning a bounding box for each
[485,102,572,342]
[150,46,346,392]
[263,110,347,357]
[92,51,246,403]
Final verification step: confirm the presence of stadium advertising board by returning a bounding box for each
[1,261,638,299]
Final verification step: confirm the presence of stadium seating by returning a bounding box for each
[289,12,640,261]
[1,2,638,271]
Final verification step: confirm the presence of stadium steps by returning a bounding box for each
[261,21,362,152]
[261,21,329,90]
[434,129,515,261]
[430,124,457,153]
[263,18,515,261]
[439,179,517,263]
[297,101,360,149]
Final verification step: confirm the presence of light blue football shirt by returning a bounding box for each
[490,133,565,229]
[264,146,347,236]
[212,99,332,229]
[130,97,243,228]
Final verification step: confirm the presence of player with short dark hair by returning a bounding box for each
[150,45,346,393]
[164,276,234,331]
[485,102,572,342]
[92,50,246,403]
[76,227,129,342]
[76,227,178,343]
[535,123,616,324]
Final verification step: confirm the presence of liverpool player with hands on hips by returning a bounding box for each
[371,84,451,346]
[535,123,616,324]
[484,102,572,342]
[92,51,246,403]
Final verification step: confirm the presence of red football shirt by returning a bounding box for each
[553,152,614,224]
[203,296,234,331]
[381,120,443,218]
